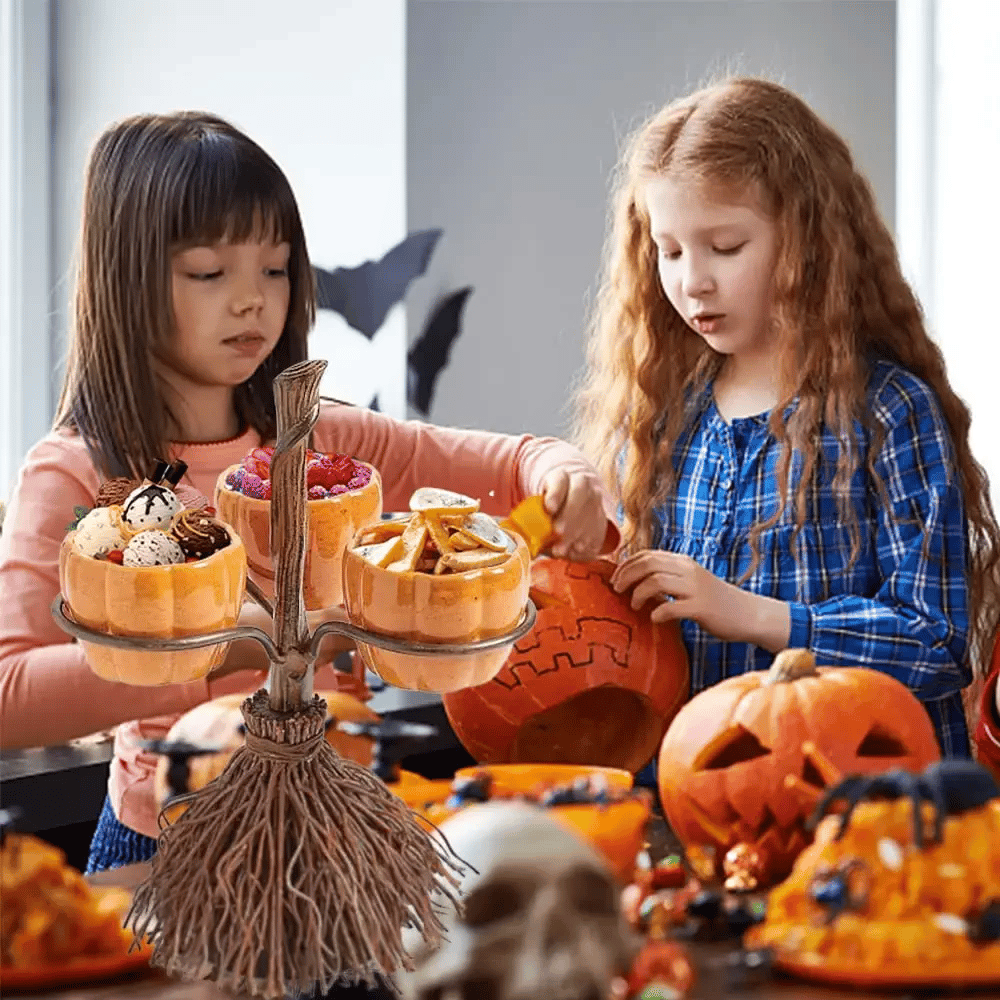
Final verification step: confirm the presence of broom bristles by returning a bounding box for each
[125,693,465,1000]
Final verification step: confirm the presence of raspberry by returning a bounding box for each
[328,484,349,495]
[241,472,269,499]
[308,485,328,500]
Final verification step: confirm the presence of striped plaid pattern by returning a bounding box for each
[650,360,972,757]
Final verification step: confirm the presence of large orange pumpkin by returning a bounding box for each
[341,528,531,692]
[657,648,942,885]
[154,691,380,824]
[442,558,690,773]
[58,528,247,686]
[214,461,382,611]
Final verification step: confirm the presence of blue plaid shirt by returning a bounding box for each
[649,359,972,758]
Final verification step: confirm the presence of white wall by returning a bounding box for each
[53,0,407,417]
[406,0,897,437]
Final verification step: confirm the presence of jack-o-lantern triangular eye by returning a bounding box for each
[693,724,771,770]
[857,724,909,757]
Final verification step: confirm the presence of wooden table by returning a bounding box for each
[9,844,988,1000]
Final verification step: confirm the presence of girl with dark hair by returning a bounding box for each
[0,111,618,872]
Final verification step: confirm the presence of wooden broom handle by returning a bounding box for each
[267,359,326,711]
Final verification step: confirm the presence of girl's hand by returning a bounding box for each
[540,467,612,561]
[610,550,791,652]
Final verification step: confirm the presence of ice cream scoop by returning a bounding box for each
[95,476,142,508]
[73,506,128,559]
[122,483,183,532]
[123,530,186,567]
[170,509,231,560]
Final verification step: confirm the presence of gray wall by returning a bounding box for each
[407,0,896,438]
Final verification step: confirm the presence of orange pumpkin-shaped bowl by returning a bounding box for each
[401,763,647,883]
[442,558,690,772]
[58,528,246,686]
[657,648,942,886]
[214,461,382,611]
[154,690,380,824]
[341,526,531,693]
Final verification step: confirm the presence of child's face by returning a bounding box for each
[165,239,291,390]
[644,176,779,364]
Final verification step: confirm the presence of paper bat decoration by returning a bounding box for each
[314,228,443,339]
[408,286,473,416]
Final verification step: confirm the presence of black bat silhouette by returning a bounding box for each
[407,286,473,416]
[314,228,443,339]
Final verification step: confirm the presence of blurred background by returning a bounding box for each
[1,0,997,504]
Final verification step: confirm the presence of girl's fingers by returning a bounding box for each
[630,575,672,609]
[541,469,569,517]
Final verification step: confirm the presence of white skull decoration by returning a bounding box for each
[400,801,639,1000]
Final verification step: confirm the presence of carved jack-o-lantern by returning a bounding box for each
[657,649,942,885]
[442,558,690,773]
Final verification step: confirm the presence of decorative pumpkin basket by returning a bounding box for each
[442,557,690,772]
[58,526,246,686]
[214,457,382,611]
[341,490,533,692]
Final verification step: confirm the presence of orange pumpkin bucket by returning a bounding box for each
[341,489,532,693]
[214,458,382,611]
[442,558,690,772]
[58,527,246,686]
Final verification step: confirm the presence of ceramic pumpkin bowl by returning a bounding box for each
[214,460,382,611]
[442,558,690,773]
[745,762,1000,988]
[657,649,942,887]
[396,763,648,883]
[153,690,381,824]
[341,519,531,693]
[58,528,246,686]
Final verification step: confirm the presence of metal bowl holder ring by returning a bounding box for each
[50,358,536,1000]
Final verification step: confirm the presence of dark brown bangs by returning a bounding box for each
[168,129,300,251]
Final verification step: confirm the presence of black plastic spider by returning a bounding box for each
[807,857,872,924]
[809,759,1000,848]
[335,718,438,783]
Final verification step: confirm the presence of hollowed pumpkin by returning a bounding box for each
[657,649,942,886]
[442,558,690,772]
[154,691,380,824]
[341,528,531,693]
[58,528,246,686]
[214,461,382,611]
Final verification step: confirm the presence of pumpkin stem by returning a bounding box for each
[765,648,818,684]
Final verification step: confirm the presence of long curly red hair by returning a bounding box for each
[572,77,1000,683]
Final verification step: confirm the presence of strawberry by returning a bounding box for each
[203,506,216,516]
[329,454,355,483]
[106,549,124,565]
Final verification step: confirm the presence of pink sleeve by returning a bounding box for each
[312,402,620,544]
[0,436,209,750]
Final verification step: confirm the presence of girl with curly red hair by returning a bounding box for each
[574,77,1000,762]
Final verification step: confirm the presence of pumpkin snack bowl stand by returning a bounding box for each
[58,523,247,686]
[442,556,690,773]
[49,360,535,1000]
[214,456,382,611]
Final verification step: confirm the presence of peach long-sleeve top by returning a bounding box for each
[0,400,619,839]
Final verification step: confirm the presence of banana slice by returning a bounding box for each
[434,548,510,574]
[409,487,480,516]
[356,535,404,568]
[386,518,429,573]
[457,512,509,552]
